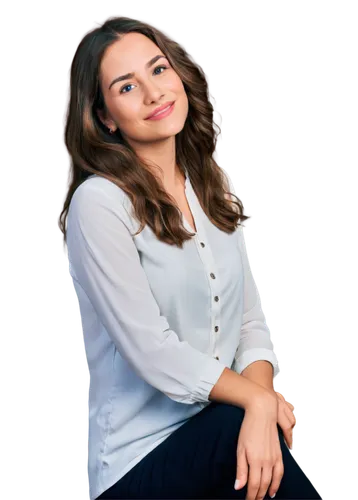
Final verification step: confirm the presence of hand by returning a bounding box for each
[235,395,284,500]
[275,392,296,451]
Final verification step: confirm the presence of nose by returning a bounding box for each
[142,80,164,104]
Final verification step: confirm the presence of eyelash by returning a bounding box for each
[119,65,169,94]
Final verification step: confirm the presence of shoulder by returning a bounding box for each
[71,175,128,211]
[68,174,136,232]
[72,174,129,205]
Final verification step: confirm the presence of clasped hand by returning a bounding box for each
[233,390,297,499]
[274,391,296,450]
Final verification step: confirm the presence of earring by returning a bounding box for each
[108,127,114,134]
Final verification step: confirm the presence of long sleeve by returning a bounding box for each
[223,169,280,378]
[66,182,227,404]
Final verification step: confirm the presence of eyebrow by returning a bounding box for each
[108,55,167,90]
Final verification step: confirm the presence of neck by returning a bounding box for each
[125,136,186,190]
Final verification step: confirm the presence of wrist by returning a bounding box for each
[242,374,275,395]
[247,390,278,416]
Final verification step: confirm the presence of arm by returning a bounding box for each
[209,366,276,409]
[66,182,227,405]
[223,169,280,384]
[241,360,275,394]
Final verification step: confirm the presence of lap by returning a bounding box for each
[97,401,321,499]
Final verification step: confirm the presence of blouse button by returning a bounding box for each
[214,356,220,360]
[214,326,219,332]
[214,296,219,302]
[200,242,205,247]
[210,273,216,279]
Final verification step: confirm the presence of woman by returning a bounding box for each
[59,16,322,500]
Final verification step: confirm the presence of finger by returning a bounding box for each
[285,405,298,427]
[292,430,296,450]
[256,465,273,500]
[283,428,293,450]
[281,418,293,449]
[269,458,284,499]
[246,464,262,500]
[284,430,295,451]
[286,399,297,413]
[283,404,296,428]
[275,392,285,401]
[278,410,294,449]
[285,425,294,449]
[284,401,296,421]
[276,391,297,413]
[235,448,248,490]
[286,399,297,412]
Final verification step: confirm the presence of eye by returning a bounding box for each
[120,83,132,94]
[153,66,168,75]
[119,65,169,94]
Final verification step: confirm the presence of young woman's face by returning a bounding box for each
[97,32,189,144]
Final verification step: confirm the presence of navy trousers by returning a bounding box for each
[96,401,322,499]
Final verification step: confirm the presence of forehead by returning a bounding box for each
[99,32,164,85]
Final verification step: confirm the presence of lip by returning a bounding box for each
[145,101,175,120]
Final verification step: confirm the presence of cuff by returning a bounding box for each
[232,348,280,379]
[189,356,227,403]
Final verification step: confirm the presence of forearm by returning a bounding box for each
[208,367,275,409]
[241,360,275,394]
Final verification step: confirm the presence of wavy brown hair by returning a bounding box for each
[58,16,250,250]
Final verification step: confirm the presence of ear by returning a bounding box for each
[96,108,116,131]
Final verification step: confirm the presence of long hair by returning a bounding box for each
[58,16,250,250]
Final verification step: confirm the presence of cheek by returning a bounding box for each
[114,101,142,129]
[174,80,189,111]
[176,91,189,120]
[164,75,188,108]
[172,76,187,96]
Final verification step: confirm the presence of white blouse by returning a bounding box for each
[66,166,280,500]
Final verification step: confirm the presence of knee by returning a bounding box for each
[210,401,246,425]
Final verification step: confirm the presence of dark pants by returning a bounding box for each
[96,401,322,499]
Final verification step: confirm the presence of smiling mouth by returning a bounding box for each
[153,103,172,116]
[146,102,175,119]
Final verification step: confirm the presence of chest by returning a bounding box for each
[169,187,197,233]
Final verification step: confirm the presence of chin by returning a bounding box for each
[142,123,185,142]
[158,120,186,139]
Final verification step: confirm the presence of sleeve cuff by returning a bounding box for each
[232,348,280,379]
[189,356,228,403]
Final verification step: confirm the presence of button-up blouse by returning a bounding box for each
[66,166,280,500]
